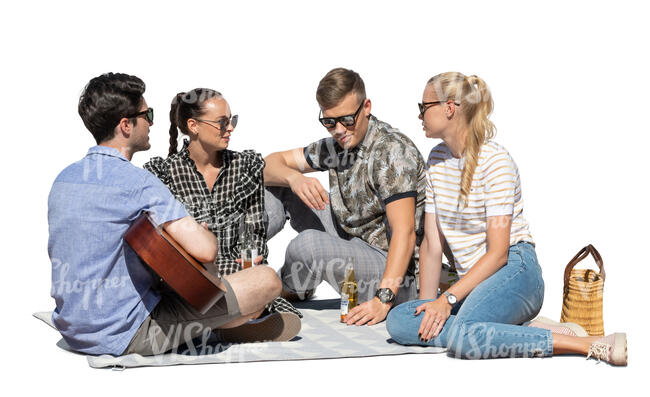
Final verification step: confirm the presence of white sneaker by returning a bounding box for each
[587,333,628,366]
[524,316,589,337]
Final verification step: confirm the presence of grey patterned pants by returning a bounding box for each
[264,187,417,305]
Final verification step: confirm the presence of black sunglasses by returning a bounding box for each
[319,101,364,129]
[194,115,239,132]
[418,101,460,117]
[126,108,154,125]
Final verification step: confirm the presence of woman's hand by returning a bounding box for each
[414,298,451,342]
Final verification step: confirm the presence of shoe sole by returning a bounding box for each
[218,312,301,343]
[611,332,628,366]
[280,289,314,302]
[526,316,589,337]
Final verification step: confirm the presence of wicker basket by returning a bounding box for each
[560,244,606,336]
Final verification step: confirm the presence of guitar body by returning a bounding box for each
[124,213,226,314]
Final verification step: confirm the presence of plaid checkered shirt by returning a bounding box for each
[144,140,301,317]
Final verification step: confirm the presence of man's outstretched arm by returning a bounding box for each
[345,196,416,326]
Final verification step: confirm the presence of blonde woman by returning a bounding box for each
[385,72,627,365]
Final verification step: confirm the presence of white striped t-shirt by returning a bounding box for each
[425,141,534,275]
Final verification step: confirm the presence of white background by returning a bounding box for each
[1,0,647,394]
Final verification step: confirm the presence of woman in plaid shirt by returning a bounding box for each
[144,88,301,319]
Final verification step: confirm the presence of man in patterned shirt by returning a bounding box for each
[264,68,426,326]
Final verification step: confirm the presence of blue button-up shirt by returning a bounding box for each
[48,146,188,355]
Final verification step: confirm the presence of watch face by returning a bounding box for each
[447,294,457,304]
[377,289,394,303]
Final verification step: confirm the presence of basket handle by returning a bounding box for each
[563,244,606,290]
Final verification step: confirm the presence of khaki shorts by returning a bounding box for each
[124,278,240,356]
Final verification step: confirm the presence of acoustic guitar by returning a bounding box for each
[124,212,225,314]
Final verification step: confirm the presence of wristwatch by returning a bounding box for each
[375,288,396,305]
[443,291,457,305]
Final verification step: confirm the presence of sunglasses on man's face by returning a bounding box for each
[126,108,154,125]
[194,115,238,132]
[319,101,364,129]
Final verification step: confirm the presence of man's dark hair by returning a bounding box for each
[78,73,146,144]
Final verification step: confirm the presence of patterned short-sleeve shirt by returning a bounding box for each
[304,115,426,256]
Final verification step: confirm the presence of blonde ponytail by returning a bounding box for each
[427,72,496,208]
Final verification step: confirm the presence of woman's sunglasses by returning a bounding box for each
[418,101,460,117]
[194,115,239,132]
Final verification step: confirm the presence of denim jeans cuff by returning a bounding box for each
[543,329,553,357]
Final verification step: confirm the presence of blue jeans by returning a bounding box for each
[386,242,552,359]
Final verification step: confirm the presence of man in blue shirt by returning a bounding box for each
[49,73,299,356]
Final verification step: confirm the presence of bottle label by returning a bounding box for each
[340,293,350,316]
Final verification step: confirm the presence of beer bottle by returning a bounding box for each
[340,258,358,323]
[240,221,257,269]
